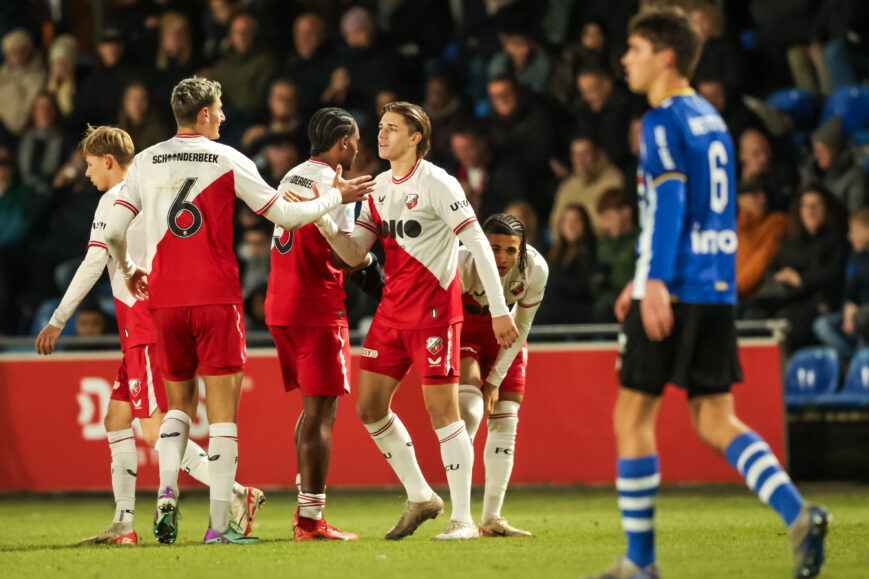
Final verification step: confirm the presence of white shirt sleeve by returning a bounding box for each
[104,186,139,278]
[456,222,509,318]
[430,170,478,235]
[49,246,109,329]
[316,207,377,266]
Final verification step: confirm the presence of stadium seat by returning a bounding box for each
[834,348,869,406]
[766,88,816,132]
[820,86,869,135]
[784,346,840,406]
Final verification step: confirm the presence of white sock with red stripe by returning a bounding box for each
[108,428,137,526]
[365,412,433,502]
[458,385,484,442]
[482,400,520,522]
[208,422,238,533]
[178,440,246,495]
[158,410,191,497]
[436,420,474,526]
[298,492,326,520]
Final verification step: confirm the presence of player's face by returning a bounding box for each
[487,233,521,276]
[203,96,225,140]
[378,111,418,161]
[84,154,111,191]
[622,34,660,94]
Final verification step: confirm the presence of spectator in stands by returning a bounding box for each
[749,0,818,93]
[813,207,869,361]
[695,74,765,143]
[375,88,399,121]
[449,122,526,222]
[202,0,241,61]
[211,11,277,122]
[423,72,473,167]
[280,12,335,111]
[811,0,869,92]
[736,179,788,300]
[74,28,136,129]
[238,222,272,299]
[550,134,624,236]
[739,128,798,211]
[0,148,39,249]
[590,189,637,322]
[746,184,849,354]
[689,0,741,92]
[800,116,867,213]
[149,11,198,112]
[344,130,384,179]
[17,93,68,197]
[0,29,46,136]
[244,283,269,332]
[240,78,304,154]
[622,114,644,202]
[255,133,300,189]
[504,200,546,251]
[45,34,78,120]
[118,82,170,151]
[486,74,557,218]
[571,61,633,168]
[75,297,108,337]
[537,203,597,324]
[488,19,552,94]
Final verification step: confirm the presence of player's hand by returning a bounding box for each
[614,281,634,323]
[843,302,858,334]
[482,381,499,415]
[492,314,519,348]
[640,279,673,341]
[35,324,62,355]
[774,267,802,287]
[125,267,149,301]
[283,189,303,203]
[329,164,375,204]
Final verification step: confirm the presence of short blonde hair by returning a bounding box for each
[382,101,431,158]
[79,125,135,167]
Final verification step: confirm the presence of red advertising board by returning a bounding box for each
[0,341,784,491]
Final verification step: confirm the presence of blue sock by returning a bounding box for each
[725,431,803,527]
[617,455,659,568]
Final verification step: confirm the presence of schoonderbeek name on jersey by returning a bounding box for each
[287,174,314,189]
[152,152,220,164]
[690,222,737,254]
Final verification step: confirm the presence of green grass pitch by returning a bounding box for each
[1,486,867,578]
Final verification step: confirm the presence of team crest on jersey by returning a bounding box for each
[130,379,141,398]
[426,337,443,355]
[405,193,419,209]
[509,280,525,296]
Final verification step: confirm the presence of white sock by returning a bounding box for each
[298,492,326,520]
[365,412,433,502]
[482,400,519,522]
[108,429,137,526]
[157,410,190,497]
[458,385,484,443]
[208,422,239,533]
[180,440,246,496]
[436,420,474,526]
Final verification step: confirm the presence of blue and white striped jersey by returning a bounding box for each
[632,88,737,305]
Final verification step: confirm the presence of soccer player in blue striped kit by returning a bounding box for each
[588,8,829,579]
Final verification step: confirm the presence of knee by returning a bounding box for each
[356,400,385,425]
[104,413,130,434]
[142,429,159,448]
[691,413,727,452]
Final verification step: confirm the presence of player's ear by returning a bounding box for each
[411,132,422,146]
[198,106,209,125]
[105,155,114,170]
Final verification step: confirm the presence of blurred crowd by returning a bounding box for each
[2,0,869,358]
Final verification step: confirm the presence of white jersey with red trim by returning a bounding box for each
[358,158,478,329]
[265,158,355,327]
[458,243,547,311]
[116,134,284,309]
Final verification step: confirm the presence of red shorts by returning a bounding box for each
[269,325,350,396]
[360,316,461,385]
[150,304,246,381]
[461,322,528,394]
[111,343,168,418]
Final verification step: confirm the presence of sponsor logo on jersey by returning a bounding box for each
[450,199,470,211]
[361,348,379,358]
[690,223,737,255]
[377,195,386,203]
[426,337,444,355]
[376,219,422,239]
[132,399,142,409]
[130,379,141,398]
[428,357,442,366]
[405,193,419,209]
[509,281,525,296]
[92,220,106,230]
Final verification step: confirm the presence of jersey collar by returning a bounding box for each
[652,87,695,108]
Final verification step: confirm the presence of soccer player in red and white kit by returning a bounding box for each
[35,125,264,545]
[266,107,366,541]
[314,101,519,540]
[104,77,374,545]
[456,213,548,538]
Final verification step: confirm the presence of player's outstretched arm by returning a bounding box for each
[457,223,518,347]
[315,211,377,267]
[104,203,148,300]
[34,246,110,354]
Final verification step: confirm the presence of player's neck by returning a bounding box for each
[312,153,338,170]
[646,71,692,108]
[106,170,126,190]
[390,151,419,179]
[176,125,205,137]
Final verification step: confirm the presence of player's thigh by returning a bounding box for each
[680,304,744,397]
[618,300,673,395]
[203,371,244,424]
[295,326,352,397]
[460,355,482,385]
[613,387,663,436]
[193,304,246,377]
[499,390,523,405]
[269,325,300,391]
[498,342,528,396]
[104,399,134,432]
[151,307,199,382]
[124,343,167,420]
[356,370,401,423]
[163,377,199,415]
[359,317,412,382]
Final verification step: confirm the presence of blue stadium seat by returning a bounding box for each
[835,348,869,406]
[766,88,816,132]
[784,346,840,406]
[820,86,869,135]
